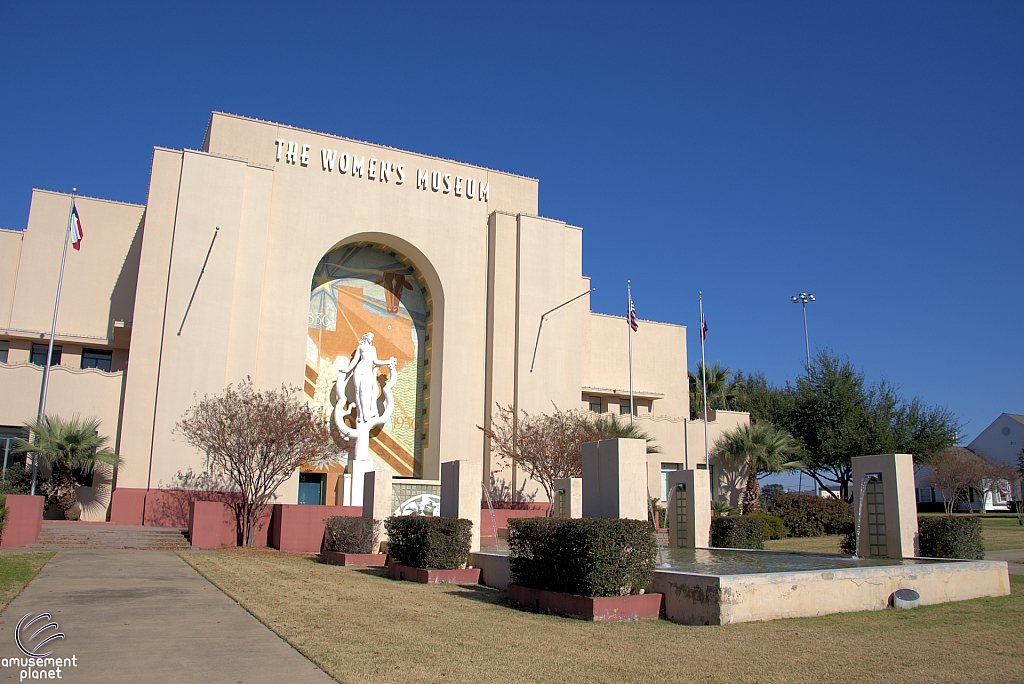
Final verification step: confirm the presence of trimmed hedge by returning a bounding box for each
[384,515,473,570]
[918,516,985,560]
[745,513,788,540]
[507,518,656,598]
[767,493,853,537]
[323,516,380,554]
[710,516,764,549]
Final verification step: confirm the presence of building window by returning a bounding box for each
[30,344,61,367]
[588,397,602,414]
[619,399,631,416]
[660,463,681,501]
[82,348,113,372]
[0,341,8,364]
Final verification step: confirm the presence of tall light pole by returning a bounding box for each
[790,292,815,368]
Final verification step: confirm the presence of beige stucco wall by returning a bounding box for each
[116,113,558,500]
[0,230,24,328]
[0,363,123,437]
[0,362,123,521]
[1,112,702,511]
[6,191,143,343]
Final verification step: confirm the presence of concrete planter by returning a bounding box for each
[386,563,481,584]
[319,551,387,567]
[507,584,663,622]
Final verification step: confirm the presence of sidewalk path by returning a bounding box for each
[0,550,334,683]
[986,549,1024,575]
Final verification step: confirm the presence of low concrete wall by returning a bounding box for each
[650,558,1012,625]
[268,504,360,553]
[470,552,511,590]
[0,495,44,548]
[187,500,271,548]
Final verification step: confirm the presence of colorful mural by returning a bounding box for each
[305,243,430,477]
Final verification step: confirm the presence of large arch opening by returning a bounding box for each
[303,241,435,496]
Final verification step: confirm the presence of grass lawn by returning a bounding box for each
[181,549,1022,684]
[0,552,52,612]
[764,535,844,553]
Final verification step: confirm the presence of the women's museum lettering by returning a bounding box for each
[274,138,490,201]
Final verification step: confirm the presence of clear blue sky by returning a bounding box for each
[2,3,1021,463]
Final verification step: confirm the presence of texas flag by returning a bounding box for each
[69,201,84,251]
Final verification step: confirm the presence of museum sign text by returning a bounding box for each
[274,139,489,202]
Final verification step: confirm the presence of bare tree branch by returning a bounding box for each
[175,378,341,545]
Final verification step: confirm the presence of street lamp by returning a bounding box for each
[790,293,816,368]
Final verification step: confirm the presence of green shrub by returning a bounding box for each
[0,494,6,539]
[822,497,853,535]
[323,516,380,554]
[384,515,472,570]
[767,493,851,537]
[0,465,32,496]
[507,518,656,597]
[837,520,857,555]
[746,513,787,540]
[710,516,764,549]
[918,516,984,560]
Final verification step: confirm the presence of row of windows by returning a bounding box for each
[0,342,113,372]
[586,396,642,416]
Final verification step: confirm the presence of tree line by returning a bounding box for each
[690,349,962,501]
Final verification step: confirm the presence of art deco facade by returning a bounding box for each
[0,113,747,523]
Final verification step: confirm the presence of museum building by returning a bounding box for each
[0,113,748,524]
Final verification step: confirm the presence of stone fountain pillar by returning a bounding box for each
[581,438,648,520]
[552,477,583,518]
[851,454,919,558]
[440,460,481,552]
[666,469,711,548]
[362,470,392,552]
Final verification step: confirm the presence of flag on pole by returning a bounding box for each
[700,312,708,342]
[628,299,638,332]
[70,202,84,251]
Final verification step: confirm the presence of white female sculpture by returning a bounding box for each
[332,332,398,464]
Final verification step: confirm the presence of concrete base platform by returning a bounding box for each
[0,550,333,683]
[650,558,1011,625]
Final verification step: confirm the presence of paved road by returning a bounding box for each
[0,550,334,683]
[986,549,1024,575]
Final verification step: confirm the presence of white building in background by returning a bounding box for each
[914,413,1023,511]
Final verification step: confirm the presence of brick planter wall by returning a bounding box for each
[506,584,663,622]
[0,495,45,548]
[386,563,481,584]
[319,551,387,566]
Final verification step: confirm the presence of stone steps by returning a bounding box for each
[27,524,193,550]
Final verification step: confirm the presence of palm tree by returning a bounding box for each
[689,362,745,417]
[12,415,121,519]
[714,422,803,514]
[588,414,662,454]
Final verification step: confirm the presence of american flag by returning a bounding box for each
[628,299,638,332]
[70,201,84,251]
[701,312,708,342]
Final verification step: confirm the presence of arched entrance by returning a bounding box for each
[303,242,432,490]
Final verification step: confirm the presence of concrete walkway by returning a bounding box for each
[0,550,334,683]
[987,549,1024,575]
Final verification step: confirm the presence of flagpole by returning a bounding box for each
[627,281,634,427]
[699,291,709,468]
[33,189,77,495]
